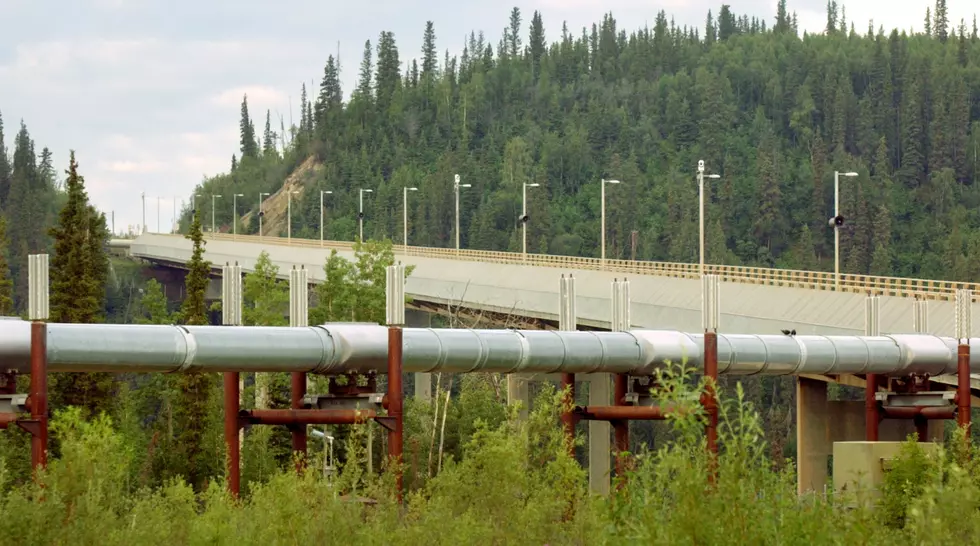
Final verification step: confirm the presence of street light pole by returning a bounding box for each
[454,174,471,252]
[172,196,177,233]
[601,178,621,263]
[696,160,721,277]
[287,190,300,242]
[832,170,859,290]
[403,186,418,249]
[521,182,541,258]
[156,196,161,233]
[258,192,270,237]
[211,194,222,235]
[141,192,146,234]
[358,188,373,243]
[232,193,244,238]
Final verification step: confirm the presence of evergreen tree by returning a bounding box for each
[262,110,276,157]
[137,279,171,324]
[239,95,259,159]
[0,110,10,205]
[933,0,948,42]
[0,216,13,315]
[168,206,216,490]
[48,152,114,418]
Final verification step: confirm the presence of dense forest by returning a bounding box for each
[189,1,980,281]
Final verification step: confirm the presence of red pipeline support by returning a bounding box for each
[958,343,971,437]
[244,409,376,425]
[0,413,16,429]
[575,405,676,421]
[28,321,48,471]
[290,372,308,472]
[387,326,404,501]
[223,371,241,498]
[879,406,956,420]
[703,331,718,457]
[561,373,575,458]
[865,374,879,441]
[612,374,629,479]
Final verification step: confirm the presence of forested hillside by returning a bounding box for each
[188,1,980,281]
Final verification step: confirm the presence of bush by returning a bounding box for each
[3,363,980,544]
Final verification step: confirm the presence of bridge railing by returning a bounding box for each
[190,232,972,302]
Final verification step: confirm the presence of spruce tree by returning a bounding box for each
[170,206,216,490]
[0,217,13,315]
[48,152,114,417]
[239,95,258,159]
[0,110,10,206]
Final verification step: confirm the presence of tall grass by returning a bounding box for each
[2,363,979,545]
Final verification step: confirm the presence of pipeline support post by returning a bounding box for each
[387,326,404,501]
[289,265,310,470]
[27,321,48,471]
[956,289,972,441]
[223,372,241,498]
[701,274,720,461]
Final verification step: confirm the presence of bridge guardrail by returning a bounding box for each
[148,232,971,302]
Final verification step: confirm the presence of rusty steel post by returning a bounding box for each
[561,372,575,458]
[290,372,308,472]
[915,415,929,442]
[387,327,404,501]
[958,343,971,435]
[866,374,879,441]
[703,331,718,457]
[612,374,629,474]
[575,405,676,420]
[244,409,376,425]
[29,321,48,471]
[223,371,240,498]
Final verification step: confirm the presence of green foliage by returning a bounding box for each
[311,238,414,324]
[186,7,980,284]
[0,216,13,315]
[180,207,210,326]
[162,205,220,492]
[136,279,172,324]
[242,251,288,327]
[48,151,114,419]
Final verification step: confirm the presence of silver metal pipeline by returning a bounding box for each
[0,319,978,377]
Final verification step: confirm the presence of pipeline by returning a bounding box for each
[0,319,979,378]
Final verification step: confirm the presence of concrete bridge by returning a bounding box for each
[113,232,980,337]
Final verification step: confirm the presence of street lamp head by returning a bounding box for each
[214,194,222,198]
[291,190,300,194]
[526,183,541,188]
[406,187,418,191]
[460,183,472,188]
[604,179,621,184]
[843,171,859,177]
[234,193,244,197]
[707,174,721,179]
[362,188,373,193]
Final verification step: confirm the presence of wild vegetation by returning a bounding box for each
[3,361,980,544]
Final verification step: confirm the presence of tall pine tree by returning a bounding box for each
[169,206,217,490]
[48,152,114,417]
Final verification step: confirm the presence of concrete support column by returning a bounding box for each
[796,376,830,495]
[407,309,434,403]
[507,374,529,421]
[586,373,611,495]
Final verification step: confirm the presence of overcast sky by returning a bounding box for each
[0,0,973,234]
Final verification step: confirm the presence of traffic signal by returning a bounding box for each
[517,214,529,225]
[828,215,844,227]
[358,212,365,219]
